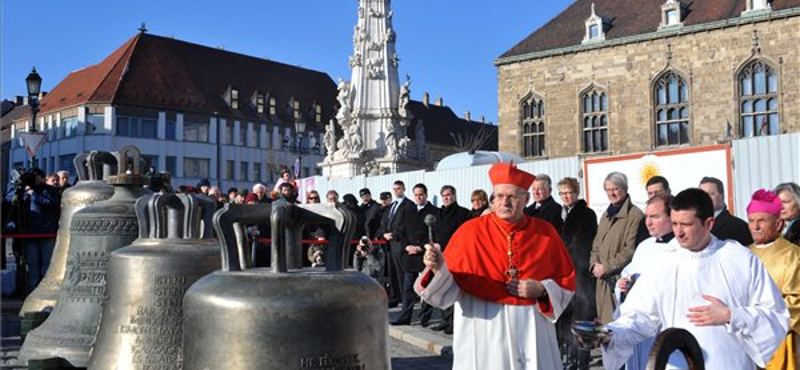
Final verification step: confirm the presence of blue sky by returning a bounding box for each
[1,1,573,122]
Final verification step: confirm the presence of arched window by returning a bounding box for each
[738,60,778,137]
[654,71,690,146]
[580,88,608,153]
[520,95,545,158]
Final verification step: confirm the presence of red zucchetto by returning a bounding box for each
[488,162,535,190]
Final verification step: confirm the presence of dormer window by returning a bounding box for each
[743,0,771,15]
[589,24,600,39]
[256,93,265,114]
[582,3,610,44]
[231,88,239,109]
[666,10,678,24]
[269,97,276,115]
[314,104,322,122]
[659,0,685,29]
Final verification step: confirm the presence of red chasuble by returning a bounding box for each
[444,213,576,312]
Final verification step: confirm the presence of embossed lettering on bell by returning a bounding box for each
[182,202,390,370]
[88,192,220,370]
[20,146,152,367]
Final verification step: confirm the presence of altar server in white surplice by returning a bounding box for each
[596,188,788,370]
[614,193,678,370]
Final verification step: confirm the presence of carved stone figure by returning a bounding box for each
[391,53,400,67]
[348,123,363,155]
[397,136,411,157]
[336,79,352,121]
[324,120,336,161]
[361,160,385,176]
[367,57,384,79]
[337,131,350,157]
[385,131,397,158]
[383,28,395,44]
[399,75,411,118]
[349,53,362,68]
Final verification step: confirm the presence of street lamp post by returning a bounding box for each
[283,119,320,179]
[294,119,306,178]
[25,67,43,168]
[26,67,42,133]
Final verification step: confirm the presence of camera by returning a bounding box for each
[358,236,372,254]
[11,168,38,191]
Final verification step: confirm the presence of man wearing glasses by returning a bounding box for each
[417,163,576,369]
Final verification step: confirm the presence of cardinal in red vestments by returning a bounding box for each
[416,162,576,370]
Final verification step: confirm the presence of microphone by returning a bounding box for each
[424,214,437,244]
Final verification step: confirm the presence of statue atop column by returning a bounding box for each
[322,0,430,178]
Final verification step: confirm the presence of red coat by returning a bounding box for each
[444,213,576,312]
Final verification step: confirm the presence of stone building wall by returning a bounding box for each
[497,15,800,159]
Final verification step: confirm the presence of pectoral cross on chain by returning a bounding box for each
[506,266,520,279]
[505,233,520,279]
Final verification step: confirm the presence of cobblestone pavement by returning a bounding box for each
[390,337,452,370]
[1,297,22,370]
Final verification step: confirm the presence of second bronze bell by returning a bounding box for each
[87,192,219,370]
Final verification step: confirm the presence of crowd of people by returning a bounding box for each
[3,168,67,294]
[6,159,800,369]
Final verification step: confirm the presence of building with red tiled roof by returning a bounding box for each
[3,31,495,189]
[495,0,800,160]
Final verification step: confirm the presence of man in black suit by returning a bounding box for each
[429,185,471,334]
[360,188,382,239]
[524,174,564,231]
[382,181,416,310]
[699,176,753,246]
[391,183,439,326]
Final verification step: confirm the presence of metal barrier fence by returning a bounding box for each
[300,132,800,219]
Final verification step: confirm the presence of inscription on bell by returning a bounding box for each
[116,274,186,370]
[63,251,109,302]
[298,353,364,370]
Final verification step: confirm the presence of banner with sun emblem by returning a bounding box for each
[583,144,732,217]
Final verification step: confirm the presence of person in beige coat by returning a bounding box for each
[590,172,644,323]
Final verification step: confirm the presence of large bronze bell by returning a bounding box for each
[20,146,153,367]
[20,151,117,316]
[88,192,219,370]
[182,201,390,370]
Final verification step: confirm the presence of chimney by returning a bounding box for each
[481,116,486,123]
[15,96,24,105]
[435,97,443,106]
[464,111,471,121]
[423,92,429,107]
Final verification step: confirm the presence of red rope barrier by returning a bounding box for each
[0,233,58,239]
[255,238,387,245]
[0,233,385,246]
